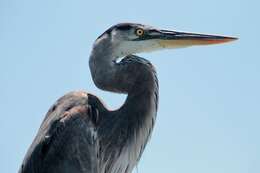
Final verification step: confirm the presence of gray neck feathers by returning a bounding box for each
[89,36,159,119]
[89,39,159,121]
[89,36,159,173]
[89,37,158,97]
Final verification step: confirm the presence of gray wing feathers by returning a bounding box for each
[19,92,99,173]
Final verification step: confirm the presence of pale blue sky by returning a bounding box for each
[0,0,259,172]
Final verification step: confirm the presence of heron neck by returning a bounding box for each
[89,41,158,173]
[89,41,158,113]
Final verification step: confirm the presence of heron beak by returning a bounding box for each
[154,29,238,48]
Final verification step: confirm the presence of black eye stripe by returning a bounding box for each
[96,23,146,40]
[116,24,132,31]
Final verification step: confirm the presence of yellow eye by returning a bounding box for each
[135,28,144,36]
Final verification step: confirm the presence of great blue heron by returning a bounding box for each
[19,23,236,173]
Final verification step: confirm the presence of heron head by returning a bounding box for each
[96,23,237,58]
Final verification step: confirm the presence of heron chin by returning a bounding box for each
[19,23,237,173]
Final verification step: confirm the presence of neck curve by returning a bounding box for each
[89,40,158,107]
[89,39,159,173]
[89,36,159,114]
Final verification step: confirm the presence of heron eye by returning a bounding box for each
[135,28,144,36]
